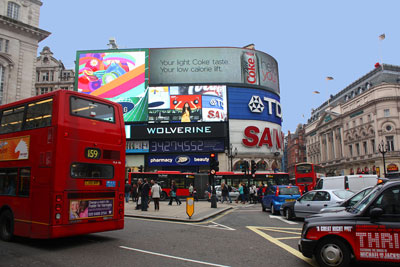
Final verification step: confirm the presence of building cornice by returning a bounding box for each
[0,15,50,42]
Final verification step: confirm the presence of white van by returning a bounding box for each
[315,174,378,192]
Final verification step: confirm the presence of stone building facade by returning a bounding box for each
[286,124,307,177]
[35,46,74,95]
[305,64,400,177]
[0,0,49,104]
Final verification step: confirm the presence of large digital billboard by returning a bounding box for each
[75,49,149,122]
[228,87,282,125]
[149,47,279,93]
[148,85,227,123]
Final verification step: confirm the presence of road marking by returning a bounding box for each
[119,246,231,267]
[276,236,301,240]
[269,215,298,225]
[125,217,236,231]
[247,226,317,267]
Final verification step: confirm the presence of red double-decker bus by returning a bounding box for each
[294,162,325,192]
[0,90,125,241]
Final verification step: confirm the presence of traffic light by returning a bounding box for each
[138,165,143,172]
[209,153,219,173]
[251,160,257,175]
[241,160,248,173]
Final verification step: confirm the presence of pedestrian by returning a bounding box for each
[221,183,231,203]
[249,184,255,204]
[257,185,263,203]
[193,187,198,201]
[131,183,137,202]
[243,183,249,203]
[124,181,132,203]
[168,180,182,205]
[136,179,143,210]
[189,183,194,197]
[141,178,150,211]
[151,180,162,211]
[206,183,212,202]
[237,183,244,203]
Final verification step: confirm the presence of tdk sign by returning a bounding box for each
[229,87,282,125]
[248,95,282,118]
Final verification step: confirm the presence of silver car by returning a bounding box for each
[214,185,239,201]
[281,189,354,219]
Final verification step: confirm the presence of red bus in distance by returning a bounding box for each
[294,162,325,193]
[0,90,125,240]
[129,171,290,200]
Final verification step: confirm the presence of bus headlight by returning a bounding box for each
[55,213,61,220]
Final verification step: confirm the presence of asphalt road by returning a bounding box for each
[0,203,394,267]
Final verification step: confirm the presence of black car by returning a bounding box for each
[298,178,400,267]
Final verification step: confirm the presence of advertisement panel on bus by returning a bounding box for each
[75,49,149,122]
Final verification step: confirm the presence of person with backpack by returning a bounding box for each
[168,180,182,205]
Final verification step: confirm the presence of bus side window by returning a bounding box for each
[18,168,30,197]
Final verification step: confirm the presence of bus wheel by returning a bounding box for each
[160,192,167,201]
[0,210,14,242]
[315,238,350,267]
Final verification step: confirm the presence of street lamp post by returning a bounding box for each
[227,144,238,171]
[378,140,388,177]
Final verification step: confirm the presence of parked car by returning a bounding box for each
[315,175,378,192]
[281,189,354,220]
[299,178,400,267]
[319,186,373,213]
[262,185,301,215]
[214,185,239,201]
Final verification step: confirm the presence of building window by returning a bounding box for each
[386,136,394,151]
[5,40,9,53]
[349,145,353,157]
[360,117,363,125]
[384,109,390,117]
[40,87,49,95]
[368,114,371,121]
[371,139,375,153]
[363,141,367,155]
[356,143,360,156]
[7,2,20,20]
[42,72,49,82]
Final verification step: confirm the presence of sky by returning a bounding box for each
[38,0,400,133]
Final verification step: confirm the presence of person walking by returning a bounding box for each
[168,180,181,205]
[141,178,150,211]
[131,183,138,203]
[136,179,143,210]
[124,181,132,203]
[237,183,245,204]
[221,183,231,203]
[189,183,194,197]
[151,180,161,211]
[193,187,198,201]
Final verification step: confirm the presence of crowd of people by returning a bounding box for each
[125,179,267,211]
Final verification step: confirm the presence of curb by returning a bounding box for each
[124,207,233,223]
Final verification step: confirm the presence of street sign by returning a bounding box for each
[186,197,194,219]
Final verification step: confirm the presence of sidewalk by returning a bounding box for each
[124,199,244,222]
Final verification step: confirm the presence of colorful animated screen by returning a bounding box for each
[148,85,227,123]
[76,50,148,122]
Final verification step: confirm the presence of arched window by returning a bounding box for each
[7,2,20,20]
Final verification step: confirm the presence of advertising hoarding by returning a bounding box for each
[130,122,228,140]
[149,47,279,93]
[0,136,30,161]
[149,139,225,153]
[228,87,282,125]
[148,154,211,167]
[148,85,227,123]
[75,49,149,122]
[69,199,113,220]
[230,119,283,156]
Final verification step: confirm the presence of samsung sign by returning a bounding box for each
[228,87,282,125]
[149,47,279,94]
[148,154,211,166]
[130,122,227,140]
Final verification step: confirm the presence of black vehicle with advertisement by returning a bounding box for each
[298,178,400,267]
